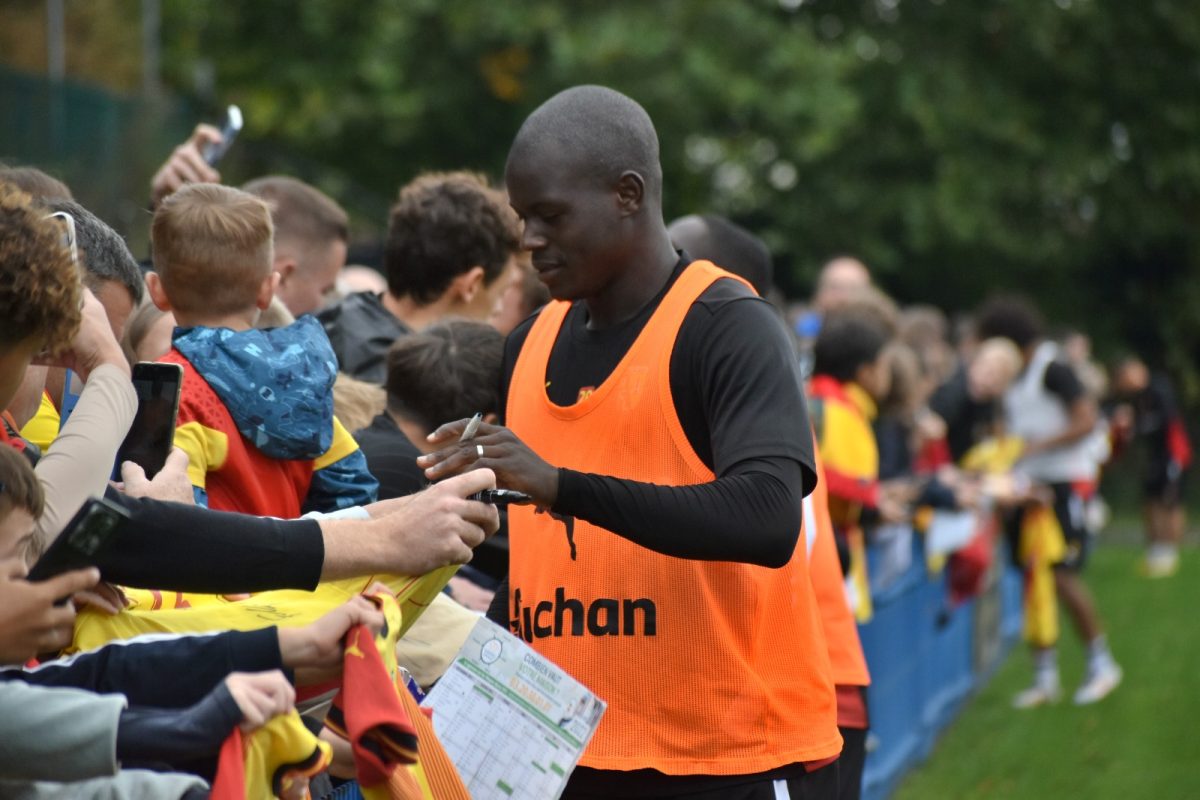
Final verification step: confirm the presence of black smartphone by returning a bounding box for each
[202,104,243,167]
[469,489,534,507]
[114,362,183,480]
[27,497,129,584]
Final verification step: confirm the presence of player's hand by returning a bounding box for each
[225,670,295,732]
[419,419,560,508]
[0,559,99,664]
[277,595,385,685]
[32,289,129,383]
[151,124,223,208]
[118,448,195,505]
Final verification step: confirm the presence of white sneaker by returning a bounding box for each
[1073,661,1122,705]
[1012,679,1061,709]
[1141,548,1179,579]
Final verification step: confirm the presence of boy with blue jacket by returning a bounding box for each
[147,183,376,516]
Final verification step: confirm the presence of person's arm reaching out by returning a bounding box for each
[317,470,499,580]
[94,470,499,593]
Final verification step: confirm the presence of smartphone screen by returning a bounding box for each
[27,496,129,584]
[114,362,183,480]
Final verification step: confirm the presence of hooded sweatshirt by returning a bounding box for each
[164,316,377,517]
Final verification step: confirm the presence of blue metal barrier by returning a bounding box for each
[858,532,1024,800]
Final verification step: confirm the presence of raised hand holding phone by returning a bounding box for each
[202,105,243,167]
[150,106,242,208]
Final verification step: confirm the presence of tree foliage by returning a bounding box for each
[150,0,1196,395]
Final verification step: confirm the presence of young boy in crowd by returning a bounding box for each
[148,183,377,516]
[807,311,893,622]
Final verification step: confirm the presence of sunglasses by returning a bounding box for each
[43,211,78,267]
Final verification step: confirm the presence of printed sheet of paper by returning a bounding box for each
[421,617,605,800]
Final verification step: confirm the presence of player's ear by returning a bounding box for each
[615,171,644,216]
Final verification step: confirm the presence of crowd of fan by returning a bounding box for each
[0,113,1188,797]
[791,255,1189,709]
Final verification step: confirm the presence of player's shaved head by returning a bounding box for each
[507,85,663,203]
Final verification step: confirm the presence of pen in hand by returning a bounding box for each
[459,412,483,442]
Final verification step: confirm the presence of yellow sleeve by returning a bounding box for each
[20,393,61,452]
[174,420,229,489]
[313,416,360,470]
[820,402,879,482]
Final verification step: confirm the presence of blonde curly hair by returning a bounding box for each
[0,185,83,355]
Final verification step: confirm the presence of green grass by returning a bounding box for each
[895,544,1200,800]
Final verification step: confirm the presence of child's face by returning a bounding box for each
[0,507,37,566]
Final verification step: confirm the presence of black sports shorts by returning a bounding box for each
[1144,459,1186,507]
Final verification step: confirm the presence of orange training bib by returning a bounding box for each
[505,261,841,775]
